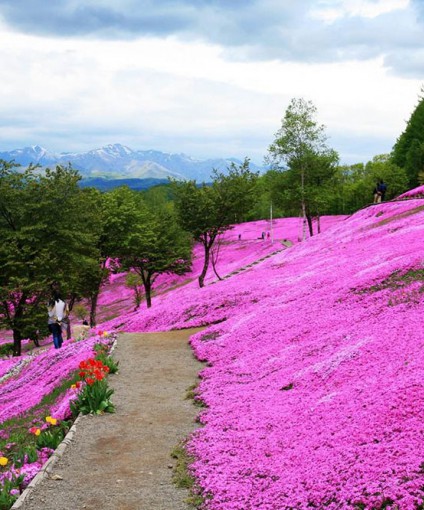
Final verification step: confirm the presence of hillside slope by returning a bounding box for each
[102,196,424,509]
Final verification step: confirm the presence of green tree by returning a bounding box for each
[172,158,258,287]
[267,98,339,237]
[103,187,192,308]
[392,89,424,188]
[0,162,101,355]
[365,154,408,200]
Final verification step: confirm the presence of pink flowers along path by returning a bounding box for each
[2,189,424,509]
[99,194,424,509]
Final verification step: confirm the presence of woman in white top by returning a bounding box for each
[47,292,69,349]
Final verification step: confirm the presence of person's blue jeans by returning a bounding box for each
[50,323,63,349]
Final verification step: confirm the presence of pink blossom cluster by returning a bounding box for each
[0,447,53,490]
[99,216,344,331]
[397,185,424,200]
[0,358,23,380]
[97,197,424,508]
[2,190,423,508]
[0,334,110,423]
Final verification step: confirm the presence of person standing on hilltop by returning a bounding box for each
[377,180,387,202]
[373,182,380,204]
[47,291,69,349]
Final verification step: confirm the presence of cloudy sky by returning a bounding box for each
[0,0,422,164]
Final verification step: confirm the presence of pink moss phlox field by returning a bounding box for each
[0,359,23,380]
[0,334,109,423]
[2,192,424,508]
[99,216,344,333]
[397,185,424,199]
[95,216,344,321]
[187,200,424,509]
[97,199,424,508]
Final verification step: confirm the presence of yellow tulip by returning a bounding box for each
[35,429,41,436]
[0,457,8,467]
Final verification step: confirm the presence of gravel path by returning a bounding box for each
[17,329,204,510]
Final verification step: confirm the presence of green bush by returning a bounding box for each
[0,343,13,357]
[11,445,38,468]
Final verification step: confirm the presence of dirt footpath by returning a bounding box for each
[18,329,204,510]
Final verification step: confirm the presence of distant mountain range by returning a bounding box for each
[0,143,264,183]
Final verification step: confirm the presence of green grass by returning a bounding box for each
[355,268,424,294]
[0,343,14,357]
[170,442,204,508]
[185,382,206,408]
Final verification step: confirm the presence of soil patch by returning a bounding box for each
[18,329,204,510]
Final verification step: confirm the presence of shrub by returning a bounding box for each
[73,303,89,321]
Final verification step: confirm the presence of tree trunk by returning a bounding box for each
[144,281,152,308]
[211,237,223,280]
[306,214,314,237]
[68,294,77,312]
[140,270,152,308]
[90,291,99,328]
[211,258,222,280]
[198,243,210,288]
[66,320,72,340]
[12,295,26,356]
[13,329,22,357]
[301,167,307,241]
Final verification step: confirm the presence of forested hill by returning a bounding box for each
[78,176,168,191]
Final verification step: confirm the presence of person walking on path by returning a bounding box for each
[47,292,69,349]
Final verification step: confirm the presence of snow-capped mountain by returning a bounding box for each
[0,143,262,182]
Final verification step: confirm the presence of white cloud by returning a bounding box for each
[0,3,421,165]
[311,0,410,22]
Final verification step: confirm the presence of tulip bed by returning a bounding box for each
[0,332,115,507]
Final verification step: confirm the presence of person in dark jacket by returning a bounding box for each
[377,180,387,202]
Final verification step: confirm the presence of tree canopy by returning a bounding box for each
[392,89,424,188]
[267,98,339,237]
[172,158,259,287]
[0,162,101,355]
[102,186,192,308]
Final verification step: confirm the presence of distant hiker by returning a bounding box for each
[373,183,380,204]
[47,292,69,349]
[267,232,270,239]
[377,180,387,202]
[261,232,265,240]
[238,234,241,240]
